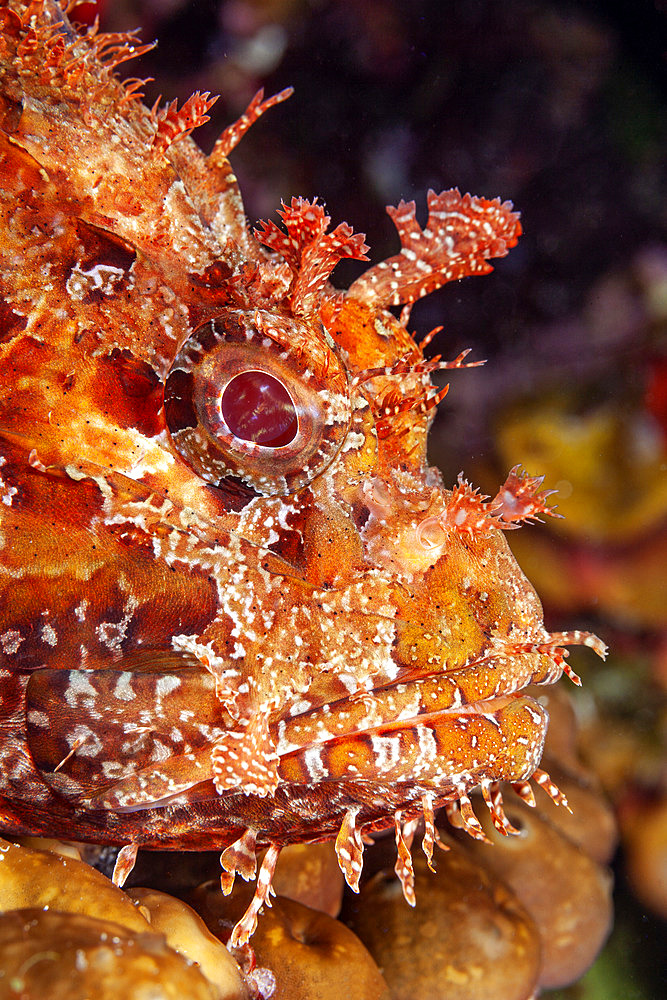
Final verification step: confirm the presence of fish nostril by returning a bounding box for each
[353,503,372,530]
[416,516,447,551]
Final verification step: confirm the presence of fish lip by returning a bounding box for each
[364,655,553,711]
[276,677,548,758]
[278,646,556,751]
[356,690,541,736]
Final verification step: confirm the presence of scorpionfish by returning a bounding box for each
[0,0,605,943]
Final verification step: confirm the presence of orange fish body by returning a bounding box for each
[0,1,604,942]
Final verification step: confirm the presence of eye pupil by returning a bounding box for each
[221,370,298,448]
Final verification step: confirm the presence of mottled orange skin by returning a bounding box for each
[0,1,604,940]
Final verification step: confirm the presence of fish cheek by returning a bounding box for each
[89,349,163,439]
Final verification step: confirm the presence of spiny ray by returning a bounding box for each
[421,792,437,870]
[445,792,492,843]
[219,827,258,895]
[481,780,521,836]
[210,86,294,163]
[349,188,522,308]
[112,842,138,887]
[512,780,537,808]
[351,348,484,389]
[532,767,572,813]
[335,805,365,892]
[229,844,280,948]
[394,812,416,906]
[152,92,219,155]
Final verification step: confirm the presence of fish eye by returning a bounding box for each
[220,369,298,448]
[164,310,351,496]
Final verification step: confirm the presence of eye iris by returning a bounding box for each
[221,370,298,447]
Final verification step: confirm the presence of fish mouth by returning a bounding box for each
[276,647,556,759]
[276,680,550,804]
[277,626,606,760]
[274,628,604,802]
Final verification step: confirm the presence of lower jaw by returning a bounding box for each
[278,690,549,791]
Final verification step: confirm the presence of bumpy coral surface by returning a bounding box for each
[0,0,605,944]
